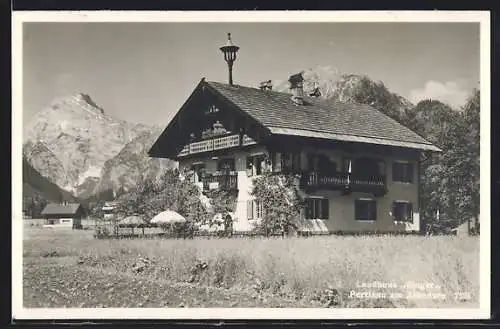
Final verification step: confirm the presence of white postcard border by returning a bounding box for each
[12,10,491,320]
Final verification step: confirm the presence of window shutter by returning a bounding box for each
[407,202,413,222]
[305,199,313,219]
[406,164,414,183]
[321,199,329,220]
[311,199,318,219]
[392,202,396,221]
[274,153,282,172]
[370,200,377,221]
[246,157,253,177]
[247,200,254,219]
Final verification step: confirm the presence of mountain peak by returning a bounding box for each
[49,93,105,115]
[75,93,101,109]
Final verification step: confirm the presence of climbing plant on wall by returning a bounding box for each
[250,173,304,237]
[204,189,238,236]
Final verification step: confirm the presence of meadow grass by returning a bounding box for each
[22,228,479,308]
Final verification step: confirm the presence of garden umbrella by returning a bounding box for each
[150,210,186,224]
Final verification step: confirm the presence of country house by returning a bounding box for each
[149,33,441,234]
[41,202,85,229]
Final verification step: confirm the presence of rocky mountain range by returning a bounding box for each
[22,66,416,203]
[273,66,415,120]
[23,93,175,202]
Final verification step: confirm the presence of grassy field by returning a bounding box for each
[23,227,480,308]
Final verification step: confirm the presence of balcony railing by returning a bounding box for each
[201,172,238,191]
[178,134,256,157]
[301,172,348,189]
[300,172,387,196]
[242,135,257,146]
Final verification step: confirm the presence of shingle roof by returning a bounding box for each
[206,81,441,152]
[41,203,81,216]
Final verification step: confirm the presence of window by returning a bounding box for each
[247,154,265,176]
[218,158,235,172]
[392,162,414,183]
[308,154,317,172]
[355,199,377,221]
[282,152,301,173]
[247,200,264,220]
[392,201,413,223]
[190,163,205,182]
[205,104,220,115]
[305,198,329,220]
[308,154,337,173]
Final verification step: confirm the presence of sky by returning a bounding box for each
[23,22,480,128]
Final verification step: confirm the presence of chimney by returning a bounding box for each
[289,73,304,105]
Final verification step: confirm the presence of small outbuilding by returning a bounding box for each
[41,202,85,229]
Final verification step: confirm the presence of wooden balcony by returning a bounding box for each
[201,172,238,192]
[178,134,257,157]
[300,172,387,196]
[300,172,348,189]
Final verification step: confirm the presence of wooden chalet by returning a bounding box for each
[149,33,441,234]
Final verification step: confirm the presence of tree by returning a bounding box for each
[408,93,480,234]
[445,90,480,228]
[89,200,106,219]
[114,168,209,227]
[25,193,48,218]
[251,173,304,237]
[334,75,410,123]
[403,99,459,148]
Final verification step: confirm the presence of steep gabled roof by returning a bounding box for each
[206,81,441,152]
[149,79,441,159]
[41,203,82,216]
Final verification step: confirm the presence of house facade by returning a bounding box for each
[149,75,441,235]
[149,33,440,234]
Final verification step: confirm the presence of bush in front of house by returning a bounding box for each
[251,173,304,237]
[114,169,210,230]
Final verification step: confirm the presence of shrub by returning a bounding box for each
[251,173,304,236]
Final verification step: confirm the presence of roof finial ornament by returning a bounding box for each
[220,32,240,85]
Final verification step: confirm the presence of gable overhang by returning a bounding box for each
[148,79,206,159]
[148,79,271,160]
[267,126,442,153]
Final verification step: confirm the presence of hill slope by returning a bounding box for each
[23,157,76,203]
